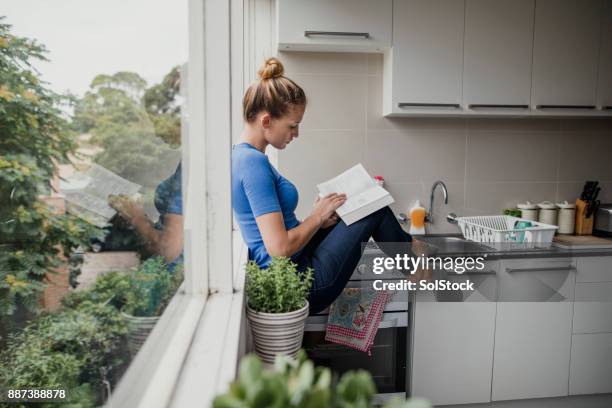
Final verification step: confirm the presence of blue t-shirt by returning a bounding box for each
[154,162,183,271]
[232,143,300,268]
[155,162,183,219]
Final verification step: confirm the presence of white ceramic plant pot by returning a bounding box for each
[246,301,309,364]
[121,312,160,356]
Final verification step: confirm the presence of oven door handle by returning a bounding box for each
[304,323,328,331]
[378,317,399,329]
[305,318,401,332]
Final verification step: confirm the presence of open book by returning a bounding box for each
[317,164,394,226]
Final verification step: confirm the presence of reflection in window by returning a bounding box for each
[0,3,186,404]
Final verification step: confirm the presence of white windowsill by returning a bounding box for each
[106,232,247,408]
[170,231,247,406]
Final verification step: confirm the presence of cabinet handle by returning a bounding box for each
[464,270,497,275]
[603,106,612,110]
[536,105,596,110]
[468,104,529,109]
[447,269,496,275]
[506,266,575,273]
[304,31,370,39]
[398,103,460,109]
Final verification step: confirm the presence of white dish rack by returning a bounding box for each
[457,215,558,250]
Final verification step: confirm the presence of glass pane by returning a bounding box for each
[0,1,187,405]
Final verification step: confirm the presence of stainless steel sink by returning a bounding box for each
[416,236,493,254]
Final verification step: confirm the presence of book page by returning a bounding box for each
[335,186,388,217]
[316,164,394,224]
[316,163,375,198]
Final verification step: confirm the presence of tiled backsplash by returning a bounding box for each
[276,52,612,234]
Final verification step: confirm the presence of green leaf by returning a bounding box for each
[238,354,264,397]
[212,394,247,408]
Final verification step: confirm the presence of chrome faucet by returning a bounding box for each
[427,180,448,224]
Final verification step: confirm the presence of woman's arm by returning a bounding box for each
[109,195,183,262]
[255,193,346,257]
[130,212,183,262]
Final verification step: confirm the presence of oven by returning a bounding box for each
[302,311,408,395]
[302,247,410,399]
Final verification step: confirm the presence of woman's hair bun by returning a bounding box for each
[258,57,284,80]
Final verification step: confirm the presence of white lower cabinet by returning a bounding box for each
[573,282,612,334]
[570,256,612,395]
[412,302,496,405]
[570,333,612,395]
[491,258,575,401]
[492,302,573,401]
[411,268,498,405]
[410,256,612,404]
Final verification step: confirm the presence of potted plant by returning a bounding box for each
[213,350,431,408]
[120,257,183,356]
[245,256,313,364]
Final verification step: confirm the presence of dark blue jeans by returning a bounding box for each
[292,206,413,314]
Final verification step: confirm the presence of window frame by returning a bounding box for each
[105,0,240,406]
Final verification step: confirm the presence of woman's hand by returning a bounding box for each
[321,213,340,228]
[312,193,347,226]
[108,194,146,223]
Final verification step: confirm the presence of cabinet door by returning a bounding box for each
[531,0,603,109]
[573,282,612,334]
[411,267,498,405]
[597,0,612,110]
[492,259,575,401]
[276,0,392,52]
[388,0,464,113]
[412,303,496,405]
[463,0,535,110]
[570,333,612,395]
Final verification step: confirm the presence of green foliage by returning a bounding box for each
[245,257,313,313]
[143,66,181,147]
[335,369,377,408]
[0,255,182,406]
[63,256,183,317]
[72,68,181,189]
[143,66,180,115]
[0,302,128,407]
[0,18,101,318]
[213,351,432,408]
[122,257,183,317]
[61,270,131,311]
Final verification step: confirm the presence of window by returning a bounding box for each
[0,2,191,406]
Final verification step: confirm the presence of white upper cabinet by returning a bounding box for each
[276,0,392,52]
[597,0,612,110]
[531,0,603,110]
[463,0,535,111]
[276,0,611,116]
[383,0,465,116]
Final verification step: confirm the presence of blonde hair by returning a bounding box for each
[243,58,306,122]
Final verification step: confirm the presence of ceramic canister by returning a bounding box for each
[538,201,558,226]
[557,201,576,234]
[517,201,539,221]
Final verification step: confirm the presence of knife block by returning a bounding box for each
[575,199,594,235]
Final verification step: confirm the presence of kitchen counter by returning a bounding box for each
[363,234,612,260]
